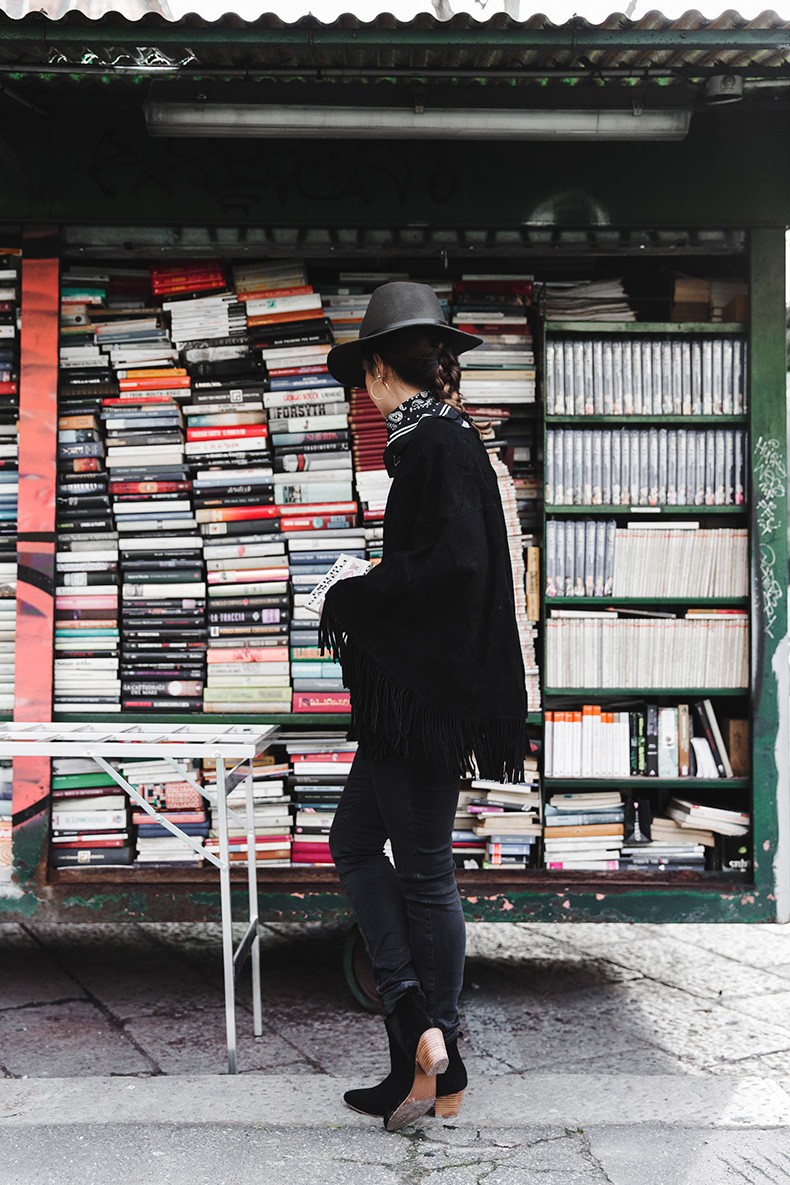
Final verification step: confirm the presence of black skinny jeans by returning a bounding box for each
[329,750,466,1040]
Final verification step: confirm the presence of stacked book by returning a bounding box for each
[203,536,291,714]
[288,531,365,714]
[203,752,292,866]
[49,758,131,869]
[667,796,749,837]
[543,791,625,870]
[108,362,205,713]
[0,252,18,713]
[241,268,356,715]
[348,385,390,533]
[287,734,357,864]
[545,522,748,600]
[545,427,747,508]
[319,285,369,345]
[543,278,635,321]
[122,758,207,865]
[451,782,487,868]
[56,272,122,714]
[489,455,540,714]
[453,276,536,447]
[544,699,741,780]
[545,335,747,416]
[152,259,227,300]
[620,814,712,872]
[546,610,749,690]
[469,773,542,869]
[0,763,12,880]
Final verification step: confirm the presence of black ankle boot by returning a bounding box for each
[343,987,448,1132]
[433,1036,467,1119]
[343,1024,403,1118]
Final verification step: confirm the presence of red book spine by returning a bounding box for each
[198,505,279,523]
[237,285,313,302]
[187,426,268,442]
[103,394,177,406]
[292,692,351,712]
[267,364,329,377]
[109,481,191,495]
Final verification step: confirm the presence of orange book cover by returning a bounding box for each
[207,646,289,663]
[246,308,325,328]
[196,505,280,524]
[543,823,625,839]
[119,375,191,391]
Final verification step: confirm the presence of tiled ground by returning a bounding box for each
[2,920,790,1079]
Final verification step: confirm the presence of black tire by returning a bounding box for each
[342,923,382,1012]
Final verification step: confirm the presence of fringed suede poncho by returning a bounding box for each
[319,401,529,783]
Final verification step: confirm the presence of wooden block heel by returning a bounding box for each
[416,1027,449,1076]
[434,1090,464,1119]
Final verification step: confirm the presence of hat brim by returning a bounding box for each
[326,320,484,389]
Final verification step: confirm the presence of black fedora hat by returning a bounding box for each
[326,281,483,388]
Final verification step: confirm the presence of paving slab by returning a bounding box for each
[0,1000,154,1078]
[587,1126,790,1185]
[0,925,83,1010]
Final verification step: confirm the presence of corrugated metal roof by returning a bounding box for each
[2,6,790,90]
[1,1,790,22]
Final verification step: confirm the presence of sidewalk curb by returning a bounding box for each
[1,1074,789,1129]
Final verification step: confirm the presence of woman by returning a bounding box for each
[321,281,529,1132]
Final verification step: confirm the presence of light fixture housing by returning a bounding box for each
[145,103,692,141]
[704,74,744,104]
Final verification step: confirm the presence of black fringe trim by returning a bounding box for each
[320,604,529,783]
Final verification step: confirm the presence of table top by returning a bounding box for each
[0,721,279,759]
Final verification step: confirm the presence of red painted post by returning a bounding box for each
[11,236,58,881]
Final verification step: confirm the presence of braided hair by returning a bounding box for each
[361,328,463,408]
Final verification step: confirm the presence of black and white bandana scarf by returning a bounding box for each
[385,391,472,450]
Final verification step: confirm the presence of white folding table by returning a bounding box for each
[0,721,279,1073]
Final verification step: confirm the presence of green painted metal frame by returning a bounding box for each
[2,229,787,926]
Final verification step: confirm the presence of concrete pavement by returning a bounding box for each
[2,919,790,1182]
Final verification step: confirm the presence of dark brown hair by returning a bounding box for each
[361,328,463,408]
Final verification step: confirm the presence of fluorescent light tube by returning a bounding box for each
[145,103,691,141]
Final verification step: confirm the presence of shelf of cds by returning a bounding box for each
[541,319,753,882]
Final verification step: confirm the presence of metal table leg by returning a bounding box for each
[215,753,238,1074]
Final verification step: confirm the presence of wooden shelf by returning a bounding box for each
[47,864,748,891]
[545,415,747,425]
[543,321,747,335]
[545,777,748,790]
[545,505,746,516]
[546,597,748,607]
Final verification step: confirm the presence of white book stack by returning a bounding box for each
[546,611,749,689]
[543,791,625,871]
[545,522,748,601]
[489,454,540,713]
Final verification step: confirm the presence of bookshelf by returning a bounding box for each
[541,318,753,879]
[5,232,787,926]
